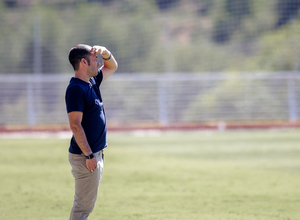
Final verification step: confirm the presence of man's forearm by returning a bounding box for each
[103,53,118,70]
[71,125,93,156]
[101,52,118,82]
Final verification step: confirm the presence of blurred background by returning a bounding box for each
[0,0,299,131]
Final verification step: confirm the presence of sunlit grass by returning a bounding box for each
[0,130,299,220]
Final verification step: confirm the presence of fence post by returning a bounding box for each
[32,16,42,125]
[158,80,168,124]
[287,72,298,122]
[27,81,36,126]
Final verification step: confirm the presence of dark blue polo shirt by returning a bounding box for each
[65,70,107,154]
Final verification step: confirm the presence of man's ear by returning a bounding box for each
[81,58,88,67]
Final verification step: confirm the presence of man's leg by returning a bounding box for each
[69,151,104,220]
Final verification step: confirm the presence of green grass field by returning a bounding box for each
[0,130,300,220]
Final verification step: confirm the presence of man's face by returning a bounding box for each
[87,53,100,77]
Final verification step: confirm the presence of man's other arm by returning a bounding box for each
[68,111,97,171]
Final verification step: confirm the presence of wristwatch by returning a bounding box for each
[85,153,94,159]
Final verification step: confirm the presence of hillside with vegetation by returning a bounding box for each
[0,0,299,74]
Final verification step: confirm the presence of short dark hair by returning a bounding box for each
[68,44,92,71]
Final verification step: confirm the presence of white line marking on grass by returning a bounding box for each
[0,131,72,139]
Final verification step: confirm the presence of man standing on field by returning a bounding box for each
[65,44,118,220]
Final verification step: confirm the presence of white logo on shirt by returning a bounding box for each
[95,99,101,106]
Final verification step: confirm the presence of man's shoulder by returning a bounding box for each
[67,78,88,92]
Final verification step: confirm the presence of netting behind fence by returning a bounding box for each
[0,73,299,126]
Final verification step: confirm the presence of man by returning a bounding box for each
[65,44,118,220]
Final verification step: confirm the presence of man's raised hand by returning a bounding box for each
[91,45,110,60]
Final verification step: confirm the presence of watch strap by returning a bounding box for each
[85,153,94,159]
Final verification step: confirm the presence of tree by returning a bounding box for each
[276,0,300,27]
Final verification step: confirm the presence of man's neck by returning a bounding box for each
[74,70,90,83]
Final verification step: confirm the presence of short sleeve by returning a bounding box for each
[65,85,85,113]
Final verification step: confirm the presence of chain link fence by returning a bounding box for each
[0,72,299,127]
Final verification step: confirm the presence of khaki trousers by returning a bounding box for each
[69,150,104,220]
